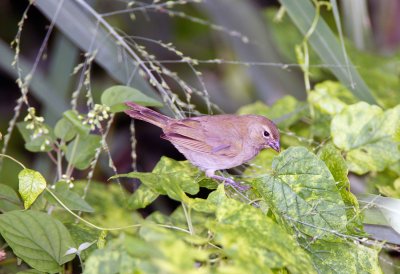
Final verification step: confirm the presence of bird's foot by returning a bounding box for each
[223,177,250,191]
[205,170,250,191]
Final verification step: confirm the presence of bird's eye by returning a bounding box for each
[263,130,270,137]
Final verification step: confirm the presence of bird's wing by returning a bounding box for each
[163,117,242,157]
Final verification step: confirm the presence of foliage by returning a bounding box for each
[1,0,400,273]
[2,80,397,273]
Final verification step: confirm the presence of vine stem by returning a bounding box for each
[0,153,26,169]
[45,187,190,234]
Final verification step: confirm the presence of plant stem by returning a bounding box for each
[182,202,194,235]
[0,153,26,169]
[66,134,79,177]
[45,187,190,234]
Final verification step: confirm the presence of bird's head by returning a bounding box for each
[247,115,280,152]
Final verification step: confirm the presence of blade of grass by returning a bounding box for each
[280,0,377,104]
[34,0,159,101]
[0,40,68,115]
[202,0,305,103]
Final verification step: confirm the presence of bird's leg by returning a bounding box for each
[205,170,250,191]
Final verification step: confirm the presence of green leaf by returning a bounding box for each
[127,185,159,210]
[17,122,55,152]
[0,184,23,212]
[112,157,200,203]
[331,102,400,174]
[256,146,347,239]
[238,95,307,129]
[243,149,275,178]
[45,183,94,212]
[280,0,377,104]
[307,80,356,140]
[63,110,90,136]
[83,233,160,274]
[101,85,162,113]
[395,125,400,142]
[305,239,382,273]
[54,117,78,141]
[65,224,98,261]
[308,81,356,116]
[370,170,400,198]
[66,134,101,170]
[0,210,75,273]
[18,169,47,209]
[83,249,121,274]
[72,181,143,228]
[139,226,209,274]
[318,143,363,233]
[211,195,317,274]
[17,270,45,274]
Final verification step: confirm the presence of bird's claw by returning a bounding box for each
[223,177,250,191]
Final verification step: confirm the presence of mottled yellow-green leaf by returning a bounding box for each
[256,146,347,239]
[83,249,121,274]
[318,143,363,233]
[18,169,47,209]
[377,177,400,198]
[243,149,275,178]
[211,195,316,274]
[238,96,307,129]
[331,102,400,174]
[127,184,159,210]
[72,181,142,229]
[305,238,382,273]
[308,81,357,139]
[309,81,356,115]
[367,168,400,198]
[0,210,75,273]
[85,231,209,274]
[112,157,201,203]
[395,125,400,142]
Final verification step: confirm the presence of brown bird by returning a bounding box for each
[125,102,280,190]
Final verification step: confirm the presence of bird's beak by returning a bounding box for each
[268,140,281,152]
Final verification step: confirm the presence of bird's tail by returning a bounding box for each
[124,102,171,129]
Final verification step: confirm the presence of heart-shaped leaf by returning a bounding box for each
[256,146,348,239]
[66,134,101,170]
[18,169,47,209]
[0,210,75,273]
[101,85,162,113]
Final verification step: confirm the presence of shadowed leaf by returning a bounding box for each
[0,210,75,273]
